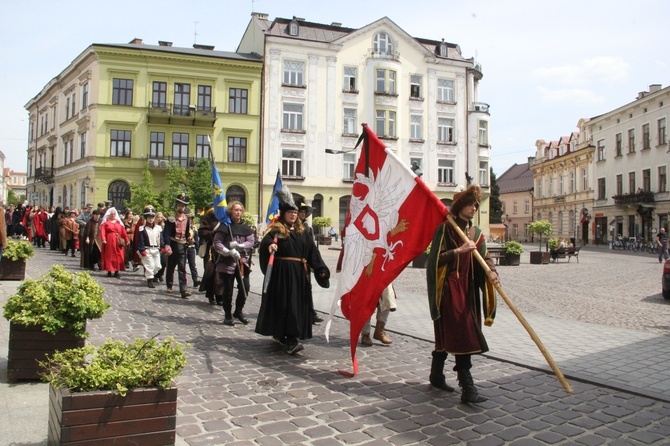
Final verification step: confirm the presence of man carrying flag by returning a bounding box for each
[330,124,448,376]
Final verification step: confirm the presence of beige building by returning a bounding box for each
[531,121,595,245]
[238,14,492,231]
[497,161,534,242]
[6,169,27,200]
[589,84,669,244]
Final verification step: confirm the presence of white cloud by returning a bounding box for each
[531,57,630,86]
[536,87,605,105]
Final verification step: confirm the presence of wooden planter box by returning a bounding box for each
[505,253,521,266]
[48,385,178,445]
[7,323,85,382]
[0,258,27,280]
[529,251,551,265]
[317,235,332,246]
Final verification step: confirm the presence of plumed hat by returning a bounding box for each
[276,185,298,214]
[297,202,312,217]
[175,193,190,205]
[450,184,482,217]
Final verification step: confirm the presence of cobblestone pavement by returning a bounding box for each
[1,244,670,445]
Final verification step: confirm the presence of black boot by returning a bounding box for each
[457,369,487,403]
[223,304,235,326]
[429,351,455,392]
[147,279,156,288]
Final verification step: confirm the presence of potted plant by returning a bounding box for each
[528,220,553,264]
[502,241,523,266]
[0,239,35,280]
[2,265,109,381]
[40,336,187,445]
[413,242,431,268]
[312,216,333,245]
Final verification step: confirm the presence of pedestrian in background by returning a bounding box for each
[426,184,499,403]
[658,227,669,263]
[100,207,129,278]
[0,205,7,262]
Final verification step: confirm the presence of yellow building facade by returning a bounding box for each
[25,39,262,216]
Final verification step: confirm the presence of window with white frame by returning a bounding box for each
[628,128,635,153]
[289,21,298,36]
[597,178,606,200]
[65,97,71,120]
[172,133,189,166]
[658,118,666,145]
[615,133,623,156]
[525,198,530,213]
[437,117,454,143]
[659,165,667,192]
[343,108,357,135]
[81,83,89,109]
[437,79,455,102]
[373,32,393,55]
[375,110,396,138]
[478,120,488,146]
[549,177,554,196]
[437,159,454,184]
[410,75,422,99]
[642,123,650,149]
[343,154,356,181]
[559,174,564,195]
[410,114,423,140]
[344,67,357,92]
[282,103,304,131]
[110,130,131,157]
[79,132,86,159]
[283,60,304,86]
[282,149,302,177]
[513,224,518,237]
[582,168,588,191]
[597,139,605,161]
[375,69,396,94]
[570,170,575,193]
[479,161,488,186]
[538,179,543,198]
[513,200,518,214]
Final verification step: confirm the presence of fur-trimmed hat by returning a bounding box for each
[175,193,189,205]
[450,185,482,217]
[276,185,298,215]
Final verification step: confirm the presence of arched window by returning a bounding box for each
[108,180,130,211]
[373,32,393,55]
[226,185,246,208]
[312,194,323,218]
[289,21,299,36]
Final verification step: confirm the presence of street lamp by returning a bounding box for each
[325,148,357,155]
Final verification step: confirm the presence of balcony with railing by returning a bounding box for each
[147,156,203,169]
[612,191,655,206]
[367,48,400,61]
[147,102,216,126]
[34,166,54,184]
[469,102,490,113]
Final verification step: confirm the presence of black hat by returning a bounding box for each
[175,193,190,205]
[91,210,100,216]
[276,185,298,214]
[97,202,105,207]
[297,202,312,217]
[142,206,156,217]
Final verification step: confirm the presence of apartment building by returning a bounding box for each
[590,84,669,244]
[238,14,491,230]
[498,161,534,242]
[25,39,262,213]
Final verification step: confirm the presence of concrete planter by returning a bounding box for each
[48,385,178,445]
[0,258,27,280]
[7,323,85,382]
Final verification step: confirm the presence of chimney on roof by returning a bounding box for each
[293,16,305,21]
[528,156,535,167]
[331,22,342,27]
[193,43,215,50]
[128,38,143,45]
[252,12,269,19]
[637,91,647,100]
[649,84,662,94]
[158,41,173,47]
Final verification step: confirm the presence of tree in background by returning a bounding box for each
[488,167,503,224]
[126,166,160,213]
[187,158,213,215]
[156,161,189,214]
[6,189,23,207]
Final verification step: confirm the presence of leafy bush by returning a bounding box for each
[528,220,553,252]
[503,241,524,255]
[241,211,256,227]
[3,265,109,338]
[40,337,188,396]
[311,216,332,228]
[547,238,559,250]
[2,239,35,261]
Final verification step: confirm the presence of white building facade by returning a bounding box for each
[238,14,491,230]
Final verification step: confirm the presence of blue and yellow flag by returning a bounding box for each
[212,160,231,225]
[265,170,282,225]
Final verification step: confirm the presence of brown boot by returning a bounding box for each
[373,321,392,344]
[361,333,373,346]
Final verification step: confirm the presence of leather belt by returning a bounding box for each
[276,256,307,272]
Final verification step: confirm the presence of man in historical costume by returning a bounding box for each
[80,210,102,270]
[198,204,222,305]
[255,186,330,355]
[76,204,93,254]
[426,185,499,403]
[212,201,255,326]
[99,207,129,278]
[297,202,324,324]
[163,193,193,299]
[137,206,164,288]
[62,210,80,257]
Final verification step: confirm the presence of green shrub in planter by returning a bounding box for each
[312,216,332,228]
[528,220,553,252]
[40,337,188,396]
[3,265,109,338]
[2,239,35,261]
[547,238,559,250]
[502,241,524,255]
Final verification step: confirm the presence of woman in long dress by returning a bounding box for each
[99,207,129,278]
[81,210,102,270]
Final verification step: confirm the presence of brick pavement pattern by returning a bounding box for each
[1,244,670,444]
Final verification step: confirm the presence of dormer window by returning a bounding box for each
[373,32,393,56]
[289,20,299,36]
[437,39,448,57]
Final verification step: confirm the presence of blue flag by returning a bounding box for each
[212,161,231,225]
[265,170,282,225]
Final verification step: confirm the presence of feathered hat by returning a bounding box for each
[450,184,482,217]
[276,184,298,215]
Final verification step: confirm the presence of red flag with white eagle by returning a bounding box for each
[330,124,448,376]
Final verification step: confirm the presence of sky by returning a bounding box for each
[1,0,668,177]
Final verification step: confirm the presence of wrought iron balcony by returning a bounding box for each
[367,48,400,61]
[147,102,216,125]
[35,167,54,184]
[612,191,655,206]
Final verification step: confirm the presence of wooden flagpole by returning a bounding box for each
[446,214,573,393]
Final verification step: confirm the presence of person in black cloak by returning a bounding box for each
[255,186,330,355]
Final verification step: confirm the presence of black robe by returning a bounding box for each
[255,223,329,341]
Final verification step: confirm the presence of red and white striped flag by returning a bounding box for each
[329,125,448,376]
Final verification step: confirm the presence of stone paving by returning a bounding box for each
[1,244,670,445]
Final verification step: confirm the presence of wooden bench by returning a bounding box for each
[567,247,580,263]
[487,246,506,265]
[550,248,566,262]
